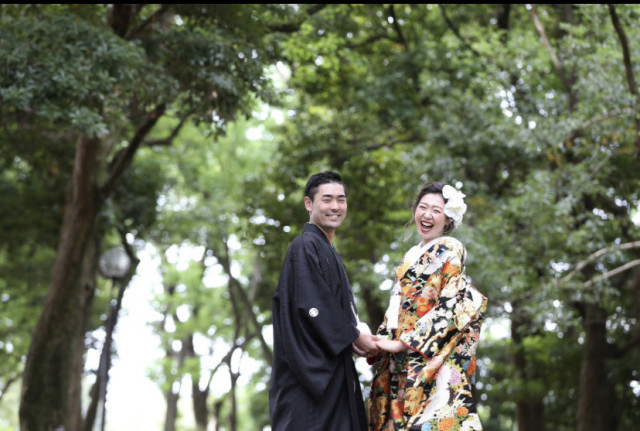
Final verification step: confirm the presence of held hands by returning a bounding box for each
[351,322,406,357]
[352,321,381,357]
[374,338,406,354]
[352,331,381,358]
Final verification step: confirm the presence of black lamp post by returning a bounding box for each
[93,247,131,431]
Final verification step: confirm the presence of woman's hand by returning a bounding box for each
[375,339,406,354]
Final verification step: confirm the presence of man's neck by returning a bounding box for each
[310,223,334,243]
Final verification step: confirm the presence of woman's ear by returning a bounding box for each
[444,218,455,234]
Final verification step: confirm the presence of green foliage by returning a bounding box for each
[107,149,167,237]
[257,3,640,430]
[0,13,163,137]
[0,138,68,406]
[143,110,281,428]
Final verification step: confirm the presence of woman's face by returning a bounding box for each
[414,193,447,245]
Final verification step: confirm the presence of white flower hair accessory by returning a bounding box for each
[442,184,467,228]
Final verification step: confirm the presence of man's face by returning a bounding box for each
[304,182,347,233]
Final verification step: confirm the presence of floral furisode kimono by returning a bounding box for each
[369,236,487,431]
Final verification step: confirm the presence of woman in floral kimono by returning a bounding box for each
[368,182,487,431]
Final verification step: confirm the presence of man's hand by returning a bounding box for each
[352,331,380,357]
[352,341,368,357]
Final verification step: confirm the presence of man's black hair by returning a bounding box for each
[304,171,346,201]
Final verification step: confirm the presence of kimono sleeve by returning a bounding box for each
[399,241,485,362]
[276,237,359,398]
[374,307,391,339]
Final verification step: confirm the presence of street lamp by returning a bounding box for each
[94,246,131,431]
[99,247,131,280]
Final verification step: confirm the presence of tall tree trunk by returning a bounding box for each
[360,280,385,332]
[162,314,191,431]
[186,330,209,430]
[213,400,223,431]
[179,333,210,429]
[19,99,163,430]
[69,234,102,431]
[19,137,101,431]
[192,379,210,430]
[164,386,180,431]
[515,396,545,431]
[511,310,546,431]
[633,266,640,388]
[577,303,617,431]
[227,371,239,431]
[162,333,182,431]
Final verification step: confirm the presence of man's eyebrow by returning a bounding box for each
[321,193,347,198]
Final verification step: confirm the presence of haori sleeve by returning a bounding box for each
[275,237,359,398]
[291,239,360,354]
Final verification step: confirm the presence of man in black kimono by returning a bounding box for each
[269,171,379,431]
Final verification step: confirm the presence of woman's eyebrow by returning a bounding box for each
[419,203,443,209]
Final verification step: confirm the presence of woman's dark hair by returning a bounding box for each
[410,181,455,234]
[304,171,346,201]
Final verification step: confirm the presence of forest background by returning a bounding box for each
[1,4,639,431]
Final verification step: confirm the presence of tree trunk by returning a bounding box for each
[577,303,617,431]
[360,280,385,332]
[213,400,223,431]
[511,311,546,431]
[227,371,239,431]
[633,267,640,390]
[182,334,211,430]
[515,398,545,431]
[69,234,102,431]
[19,93,163,429]
[163,331,190,431]
[192,369,210,430]
[164,386,180,431]
[19,137,101,431]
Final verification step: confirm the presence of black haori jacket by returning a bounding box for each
[269,223,367,431]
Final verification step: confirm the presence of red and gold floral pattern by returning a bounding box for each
[369,237,487,431]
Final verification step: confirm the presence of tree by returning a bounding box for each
[254,4,640,430]
[0,4,287,430]
[144,114,278,430]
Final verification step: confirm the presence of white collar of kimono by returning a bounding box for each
[402,235,456,272]
[385,235,453,330]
